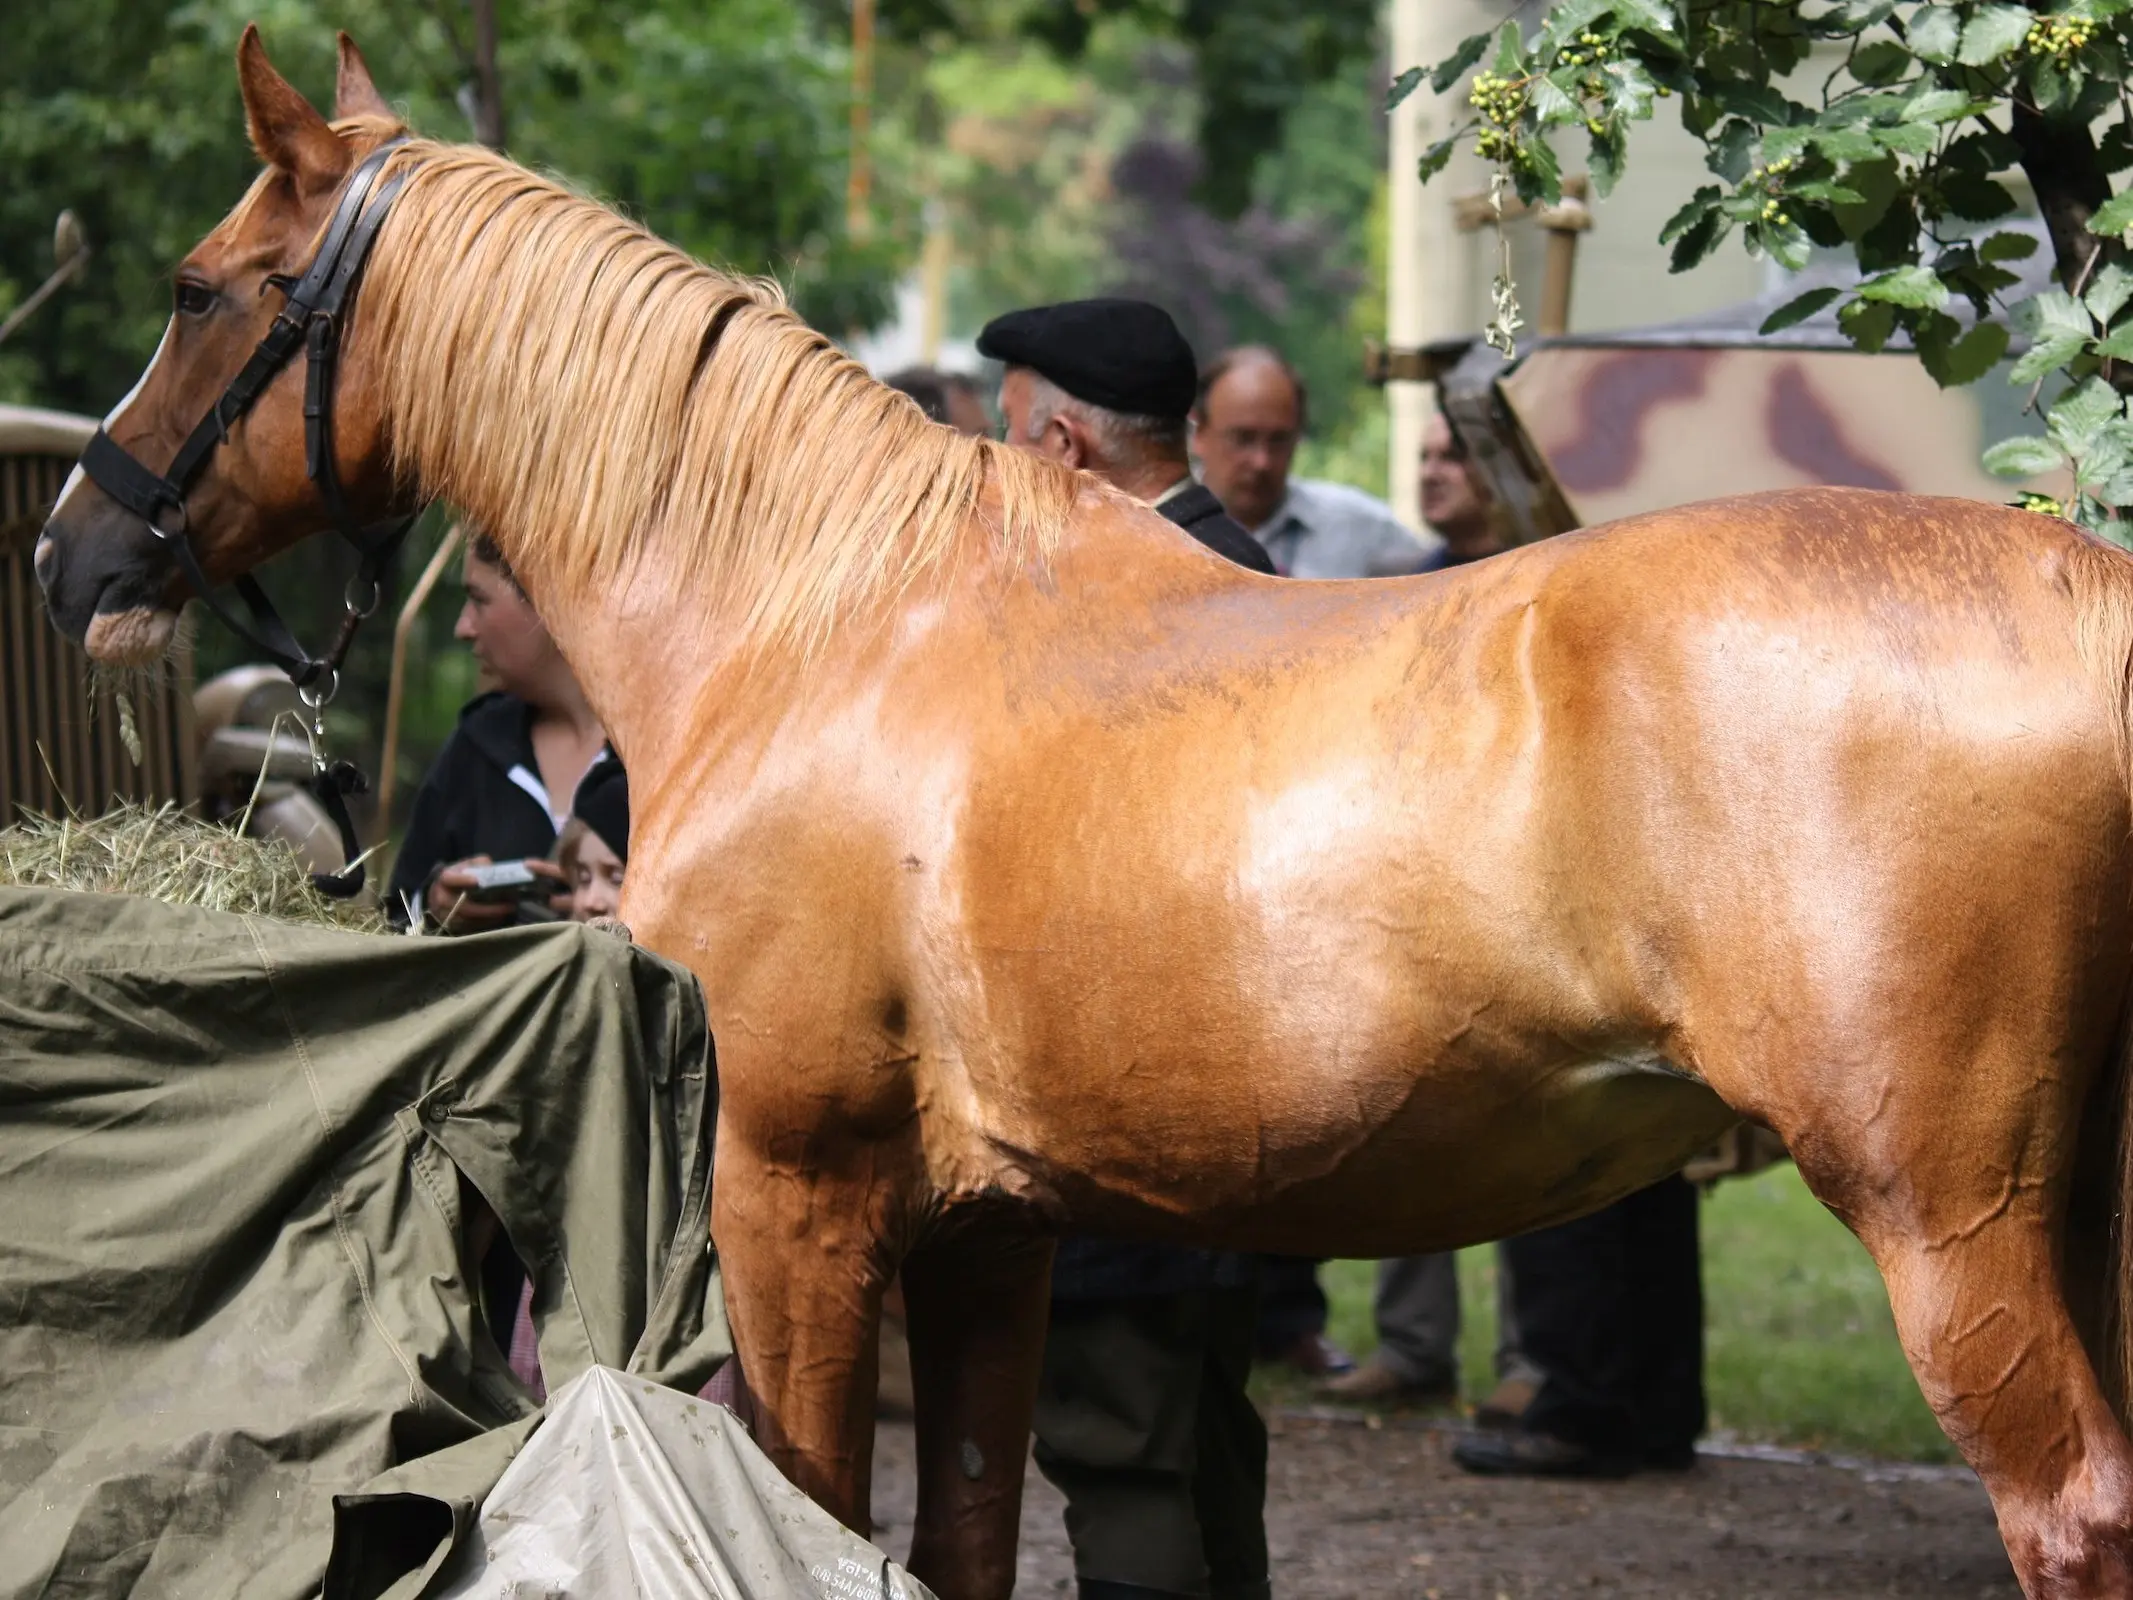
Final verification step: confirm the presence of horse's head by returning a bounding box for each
[36,27,408,665]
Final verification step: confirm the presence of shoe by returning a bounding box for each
[1450,1426,1634,1479]
[1269,1331,1356,1378]
[1641,1441,1698,1472]
[1318,1355,1458,1407]
[1473,1374,1539,1429]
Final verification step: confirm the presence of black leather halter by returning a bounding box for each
[77,139,419,898]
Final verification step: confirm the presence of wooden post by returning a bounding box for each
[467,0,506,149]
[1535,185,1593,338]
[377,523,464,825]
[848,0,876,240]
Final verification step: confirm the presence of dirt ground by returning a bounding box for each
[870,1408,2020,1598]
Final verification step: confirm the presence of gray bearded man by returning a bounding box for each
[980,296,1272,1600]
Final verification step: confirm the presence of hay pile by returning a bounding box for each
[0,803,387,933]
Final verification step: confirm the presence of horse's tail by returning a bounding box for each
[2066,533,2133,1432]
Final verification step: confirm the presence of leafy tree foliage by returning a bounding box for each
[1391,0,2133,538]
[0,0,894,416]
[874,0,1379,217]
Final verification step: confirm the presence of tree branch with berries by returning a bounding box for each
[1389,0,2133,538]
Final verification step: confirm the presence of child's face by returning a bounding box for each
[569,833,625,922]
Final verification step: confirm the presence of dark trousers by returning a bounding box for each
[1033,1286,1271,1600]
[1251,1255,1327,1355]
[1506,1173,1705,1460]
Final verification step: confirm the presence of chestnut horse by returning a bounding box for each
[35,31,2133,1599]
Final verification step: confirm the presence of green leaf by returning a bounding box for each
[1816,1,1898,29]
[1669,207,1731,272]
[1872,121,1942,156]
[1709,119,1757,182]
[1939,170,2017,222]
[1978,231,2039,263]
[1712,79,1800,124]
[1429,32,1493,96]
[1942,126,2022,173]
[1659,186,1722,244]
[1847,40,1911,86]
[1589,122,1628,198]
[1386,67,1424,112]
[2011,290,2097,383]
[1512,131,1563,205]
[1950,320,2013,385]
[2088,263,2133,328]
[1957,4,2034,66]
[1918,317,2010,387]
[2032,55,2077,115]
[1610,0,1682,41]
[1906,6,1961,63]
[1833,155,1900,241]
[1417,134,1459,183]
[1982,435,2070,477]
[1790,180,1866,204]
[1858,264,1951,310]
[1531,72,1582,126]
[1857,191,1920,271]
[2053,377,2131,457]
[1491,19,1524,77]
[2090,189,2133,242]
[1901,87,1977,124]
[1604,62,1657,123]
[2096,326,2133,359]
[1758,285,1842,334]
[1810,126,1884,163]
[1539,0,1610,51]
[1761,221,1813,272]
[1761,126,1812,165]
[2101,119,2133,176]
[1839,297,1898,352]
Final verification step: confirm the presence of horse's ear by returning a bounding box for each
[333,33,393,121]
[236,24,346,193]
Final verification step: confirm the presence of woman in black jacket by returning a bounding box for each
[386,534,611,931]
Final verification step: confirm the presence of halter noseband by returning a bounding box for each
[77,138,419,899]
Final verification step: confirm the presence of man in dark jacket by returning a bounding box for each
[980,298,1271,1600]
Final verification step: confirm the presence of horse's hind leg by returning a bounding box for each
[1784,1072,2133,1597]
[900,1209,1054,1600]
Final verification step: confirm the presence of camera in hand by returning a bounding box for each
[462,860,553,906]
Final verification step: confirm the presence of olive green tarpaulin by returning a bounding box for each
[0,886,730,1599]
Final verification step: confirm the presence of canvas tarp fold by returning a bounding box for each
[428,1366,933,1600]
[0,886,730,1599]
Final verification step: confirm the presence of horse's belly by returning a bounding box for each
[1038,1041,1736,1259]
[1245,1050,1735,1254]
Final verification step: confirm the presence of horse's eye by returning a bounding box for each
[174,281,216,318]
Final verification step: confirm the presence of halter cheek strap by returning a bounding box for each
[77,138,421,899]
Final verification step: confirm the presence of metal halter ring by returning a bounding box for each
[344,575,383,618]
[147,501,188,541]
[297,668,341,711]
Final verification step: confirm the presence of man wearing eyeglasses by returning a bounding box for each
[1192,347,1437,579]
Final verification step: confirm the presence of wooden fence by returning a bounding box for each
[1,405,191,821]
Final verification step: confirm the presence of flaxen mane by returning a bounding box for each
[352,132,1079,653]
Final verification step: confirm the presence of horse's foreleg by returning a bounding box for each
[711,1131,890,1535]
[901,1210,1055,1600]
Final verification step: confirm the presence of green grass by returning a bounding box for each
[1295,1165,1954,1463]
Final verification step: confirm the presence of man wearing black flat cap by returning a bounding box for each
[980,298,1275,579]
[981,297,1272,1600]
